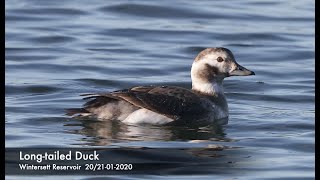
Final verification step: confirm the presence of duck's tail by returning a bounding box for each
[65,108,89,116]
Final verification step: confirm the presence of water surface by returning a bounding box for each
[5,0,315,179]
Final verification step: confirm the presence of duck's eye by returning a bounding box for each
[217,57,224,62]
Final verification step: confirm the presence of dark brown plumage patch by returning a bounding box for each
[111,85,210,120]
[65,108,89,116]
[196,63,220,81]
[64,93,122,116]
[66,85,214,121]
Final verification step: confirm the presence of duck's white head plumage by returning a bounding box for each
[191,47,255,95]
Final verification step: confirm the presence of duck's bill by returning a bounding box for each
[229,64,255,76]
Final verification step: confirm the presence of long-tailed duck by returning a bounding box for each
[66,47,255,125]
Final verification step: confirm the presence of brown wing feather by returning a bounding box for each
[111,86,209,120]
[67,86,210,120]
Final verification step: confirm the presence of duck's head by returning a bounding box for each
[191,47,255,93]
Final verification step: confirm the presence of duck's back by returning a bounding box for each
[66,85,221,123]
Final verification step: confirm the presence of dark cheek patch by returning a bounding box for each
[210,65,219,75]
[197,64,219,81]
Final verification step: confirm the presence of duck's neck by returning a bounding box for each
[192,79,224,97]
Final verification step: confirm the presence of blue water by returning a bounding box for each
[5,0,315,179]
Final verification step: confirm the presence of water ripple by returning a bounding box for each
[5,0,315,178]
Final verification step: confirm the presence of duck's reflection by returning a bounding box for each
[67,117,228,146]
[65,118,248,174]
